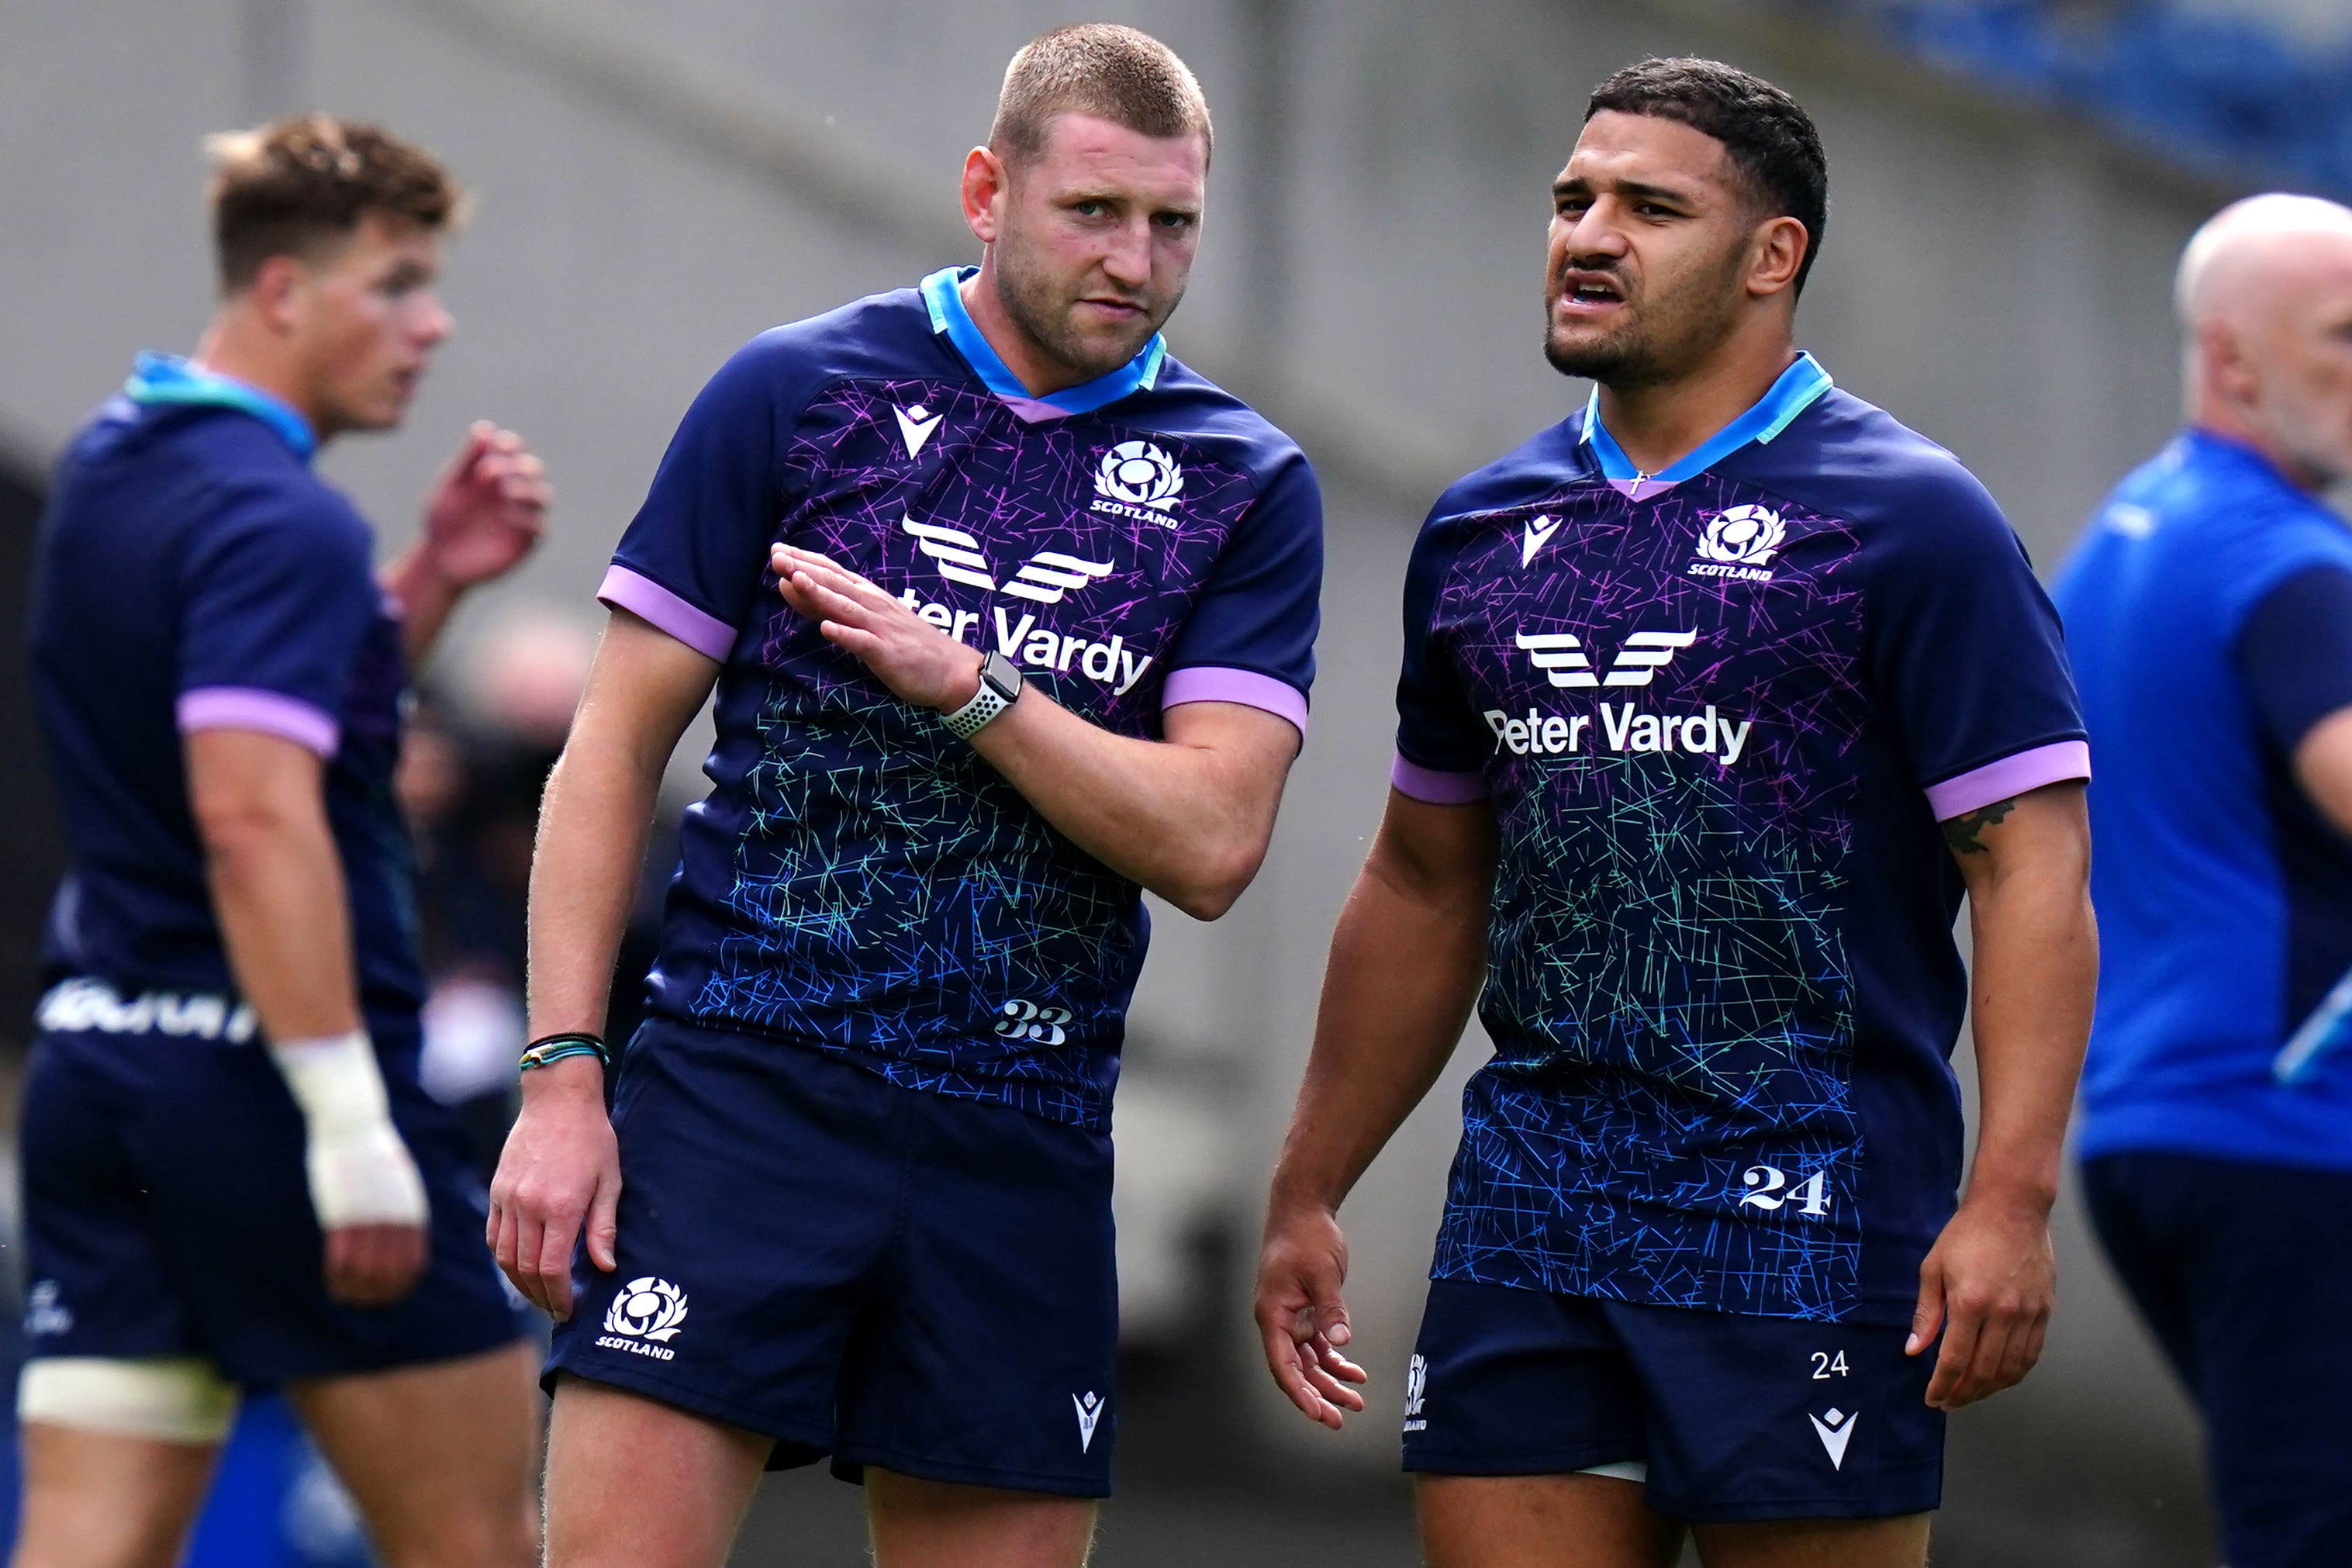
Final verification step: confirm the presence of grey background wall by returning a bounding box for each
[1,0,2240,1555]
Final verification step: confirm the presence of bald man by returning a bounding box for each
[2053,194,2352,1568]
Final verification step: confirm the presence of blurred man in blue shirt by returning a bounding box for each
[2055,193,2352,1568]
[20,116,545,1568]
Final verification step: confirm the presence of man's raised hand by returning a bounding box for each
[772,543,983,712]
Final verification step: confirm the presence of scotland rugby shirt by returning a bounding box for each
[603,269,1322,1131]
[1393,355,2088,1322]
[30,354,422,1027]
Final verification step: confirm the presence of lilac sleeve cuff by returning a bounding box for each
[176,686,340,758]
[1161,666,1310,737]
[1925,739,2091,820]
[1390,751,1490,804]
[596,565,737,662]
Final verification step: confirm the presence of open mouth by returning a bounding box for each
[1556,273,1627,313]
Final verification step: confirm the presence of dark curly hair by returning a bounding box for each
[204,114,464,294]
[1587,57,1829,296]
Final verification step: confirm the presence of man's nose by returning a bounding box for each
[1561,202,1632,261]
[413,295,454,347]
[1100,217,1153,288]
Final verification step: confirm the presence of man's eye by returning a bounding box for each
[1073,201,1105,218]
[1155,212,1194,232]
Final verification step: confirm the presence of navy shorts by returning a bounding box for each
[20,983,525,1384]
[544,1020,1118,1497]
[1400,1278,1944,1521]
[2085,1151,2352,1568]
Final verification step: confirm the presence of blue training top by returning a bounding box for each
[30,354,422,1030]
[2056,430,2352,1172]
[1394,355,2089,1324]
[602,269,1323,1132]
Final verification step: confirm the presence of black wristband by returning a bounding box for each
[520,1032,610,1072]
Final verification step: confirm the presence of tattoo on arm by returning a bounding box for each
[1941,796,2018,857]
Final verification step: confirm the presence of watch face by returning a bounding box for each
[982,651,1024,699]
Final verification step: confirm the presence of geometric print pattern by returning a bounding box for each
[679,377,1257,1131]
[1424,472,1874,1320]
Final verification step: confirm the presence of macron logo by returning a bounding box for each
[893,403,944,459]
[1074,1391,1106,1452]
[1809,1407,1856,1471]
[1521,513,1564,567]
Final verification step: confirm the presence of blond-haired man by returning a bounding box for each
[491,25,1321,1567]
[19,116,545,1568]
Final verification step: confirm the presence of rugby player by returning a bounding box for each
[1252,58,2095,1567]
[487,25,1320,1568]
[2056,195,2352,1568]
[19,118,544,1568]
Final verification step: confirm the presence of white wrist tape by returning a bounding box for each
[269,1031,429,1229]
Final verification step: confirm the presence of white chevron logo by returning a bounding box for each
[1005,552,1115,605]
[900,516,995,590]
[1809,1407,1856,1471]
[1073,1390,1106,1453]
[1521,513,1564,566]
[1514,631,1596,687]
[1601,630,1698,687]
[893,403,944,458]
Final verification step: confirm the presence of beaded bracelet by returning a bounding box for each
[519,1032,610,1072]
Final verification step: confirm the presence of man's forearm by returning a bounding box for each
[202,787,364,1041]
[1269,850,1490,1214]
[526,736,665,1044]
[381,546,462,668]
[967,692,1292,920]
[1961,857,2096,1208]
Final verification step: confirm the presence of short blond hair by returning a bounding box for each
[205,115,463,294]
[988,24,1212,168]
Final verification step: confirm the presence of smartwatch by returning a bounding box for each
[941,651,1024,740]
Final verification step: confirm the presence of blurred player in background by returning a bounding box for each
[18,116,543,1568]
[488,23,1320,1568]
[2055,195,2352,1568]
[1255,57,2095,1568]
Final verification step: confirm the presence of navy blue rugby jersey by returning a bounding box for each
[601,268,1322,1131]
[29,354,422,1024]
[1391,355,2088,1324]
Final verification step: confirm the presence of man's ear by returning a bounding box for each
[2201,316,2262,413]
[962,146,1008,245]
[245,254,309,336]
[1747,216,1808,300]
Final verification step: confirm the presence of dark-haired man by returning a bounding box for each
[19,117,542,1567]
[489,23,1318,1568]
[1254,57,2094,1566]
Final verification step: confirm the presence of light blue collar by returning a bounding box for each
[124,352,316,460]
[1581,352,1832,493]
[920,267,1166,417]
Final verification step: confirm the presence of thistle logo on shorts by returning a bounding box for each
[1073,1390,1107,1452]
[1809,1406,1857,1470]
[1090,440,1184,525]
[1402,1352,1429,1433]
[595,1277,689,1361]
[1690,504,1786,582]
